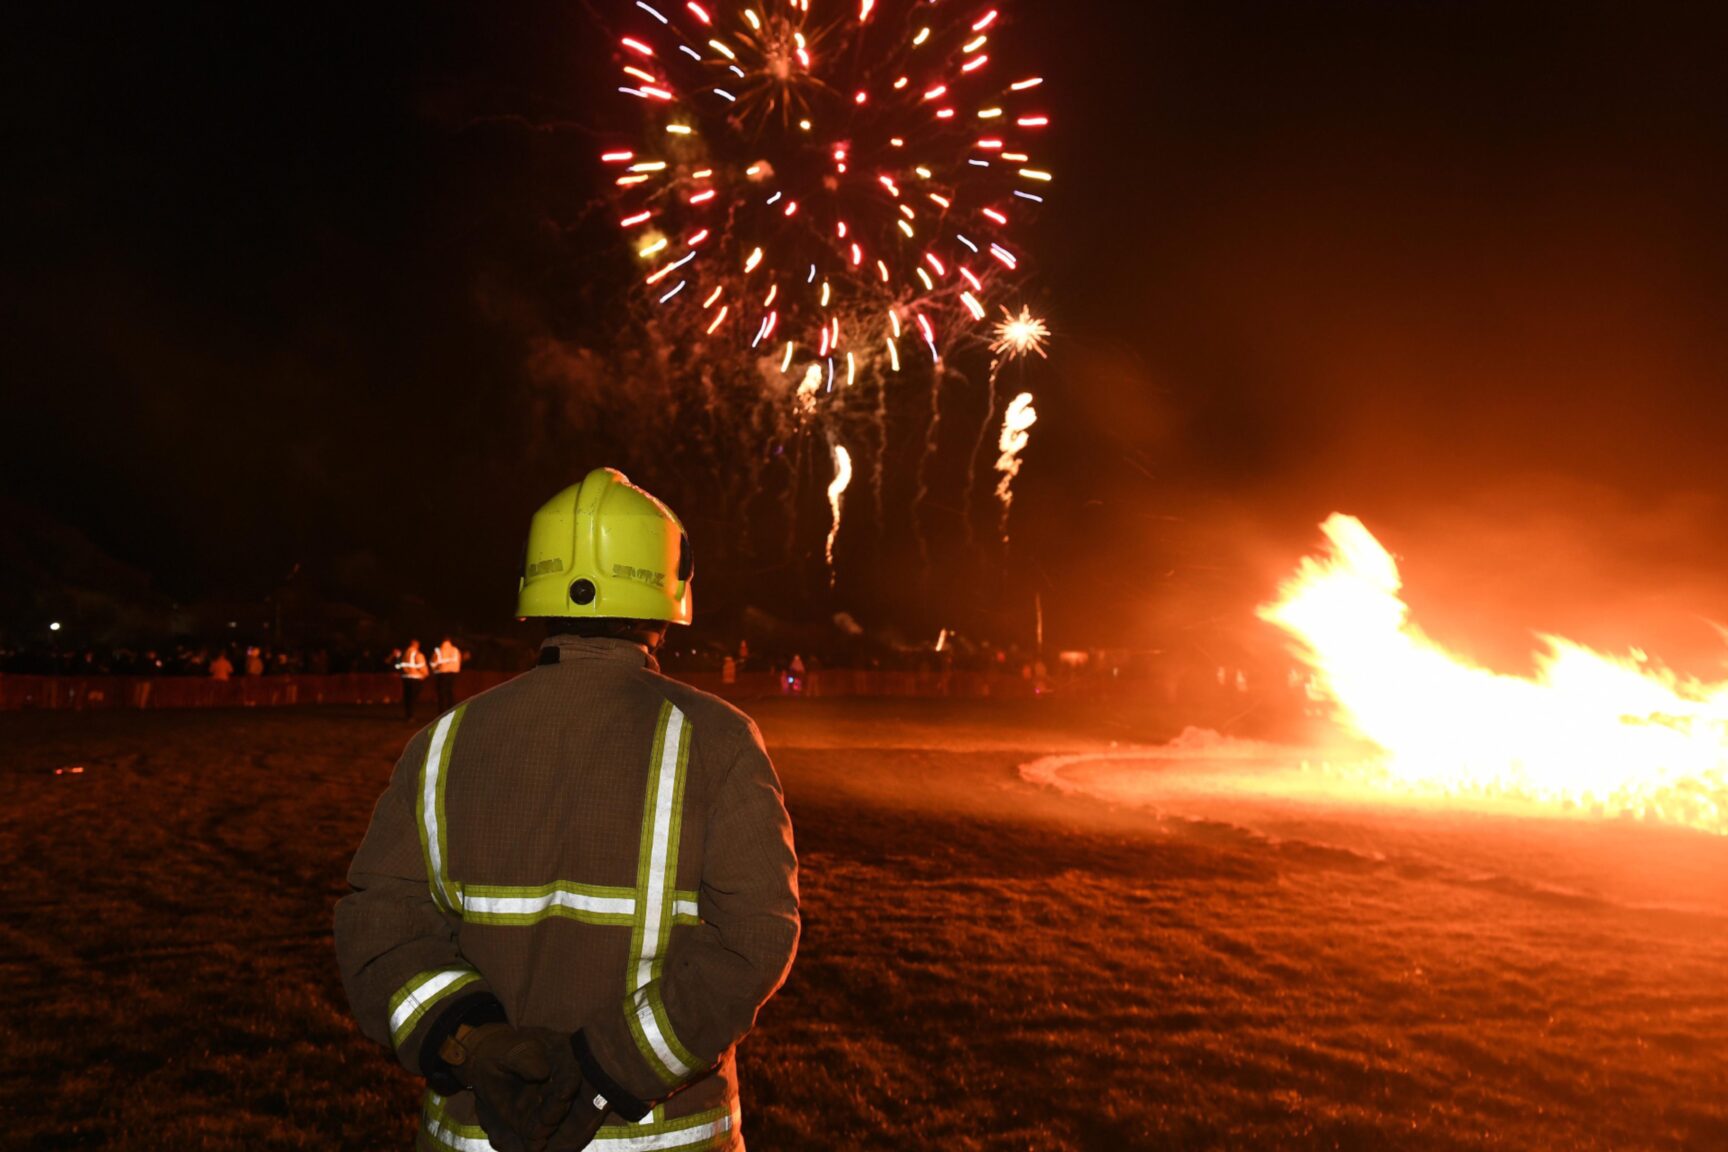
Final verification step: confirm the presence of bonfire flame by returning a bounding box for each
[1260,514,1728,833]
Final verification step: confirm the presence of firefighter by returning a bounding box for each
[397,639,430,720]
[335,468,800,1152]
[431,635,463,713]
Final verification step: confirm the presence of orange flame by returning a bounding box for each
[1260,514,1728,833]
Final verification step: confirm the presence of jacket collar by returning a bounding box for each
[537,634,659,673]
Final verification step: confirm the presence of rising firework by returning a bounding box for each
[992,390,1036,542]
[825,441,852,584]
[967,303,1047,542]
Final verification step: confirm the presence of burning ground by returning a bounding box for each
[3,699,1726,1149]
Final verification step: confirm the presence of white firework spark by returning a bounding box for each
[993,391,1036,541]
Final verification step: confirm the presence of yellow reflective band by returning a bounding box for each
[464,881,638,926]
[419,1093,499,1152]
[630,984,697,1081]
[458,884,699,929]
[635,704,686,988]
[593,1103,739,1150]
[422,1093,737,1152]
[624,702,698,1084]
[417,705,467,913]
[389,967,480,1050]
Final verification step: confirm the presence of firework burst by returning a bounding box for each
[602,0,1050,376]
[991,304,1048,359]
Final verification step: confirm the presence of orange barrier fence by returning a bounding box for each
[0,667,1044,710]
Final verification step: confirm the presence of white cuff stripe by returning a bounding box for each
[633,987,695,1079]
[389,969,467,1040]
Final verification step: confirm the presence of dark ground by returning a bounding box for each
[3,698,1725,1149]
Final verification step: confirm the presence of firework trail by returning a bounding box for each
[967,305,1048,540]
[994,390,1036,542]
[963,361,997,545]
[825,441,853,585]
[912,360,945,568]
[872,365,889,543]
[783,430,806,560]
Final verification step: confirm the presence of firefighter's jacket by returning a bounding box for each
[335,635,800,1152]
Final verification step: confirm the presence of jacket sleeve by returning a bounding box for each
[579,723,801,1109]
[333,727,505,1092]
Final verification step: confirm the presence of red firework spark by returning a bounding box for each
[601,0,1050,375]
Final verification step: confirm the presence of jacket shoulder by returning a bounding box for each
[432,667,531,719]
[648,673,764,751]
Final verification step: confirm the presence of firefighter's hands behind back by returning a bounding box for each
[446,1023,582,1152]
[545,1085,609,1152]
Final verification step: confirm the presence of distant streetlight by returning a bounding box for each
[49,622,61,632]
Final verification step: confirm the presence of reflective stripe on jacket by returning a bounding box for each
[335,635,799,1151]
[398,651,429,679]
[431,643,462,673]
[418,1091,740,1152]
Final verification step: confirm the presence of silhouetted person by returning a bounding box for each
[430,635,462,713]
[396,639,429,719]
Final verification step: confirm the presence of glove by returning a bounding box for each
[440,1023,582,1152]
[546,1084,610,1152]
[549,1030,653,1151]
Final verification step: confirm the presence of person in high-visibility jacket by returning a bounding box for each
[335,468,799,1152]
[397,639,430,720]
[431,636,463,713]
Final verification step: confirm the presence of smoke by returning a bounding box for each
[911,364,945,570]
[1346,482,1728,679]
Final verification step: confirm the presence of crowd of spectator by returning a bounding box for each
[1,631,1272,705]
[0,642,444,678]
[1,634,1043,684]
[0,631,1316,733]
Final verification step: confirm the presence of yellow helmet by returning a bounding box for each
[516,468,693,624]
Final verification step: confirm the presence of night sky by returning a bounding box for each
[10,2,1728,659]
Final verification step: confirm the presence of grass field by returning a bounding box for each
[4,698,1726,1150]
